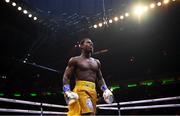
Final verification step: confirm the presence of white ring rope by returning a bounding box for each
[0,108,41,114]
[1,104,180,114]
[0,97,67,108]
[97,96,180,107]
[0,108,67,115]
[42,103,68,108]
[98,104,180,111]
[1,96,180,108]
[120,96,180,105]
[0,96,180,114]
[43,111,67,115]
[0,97,41,106]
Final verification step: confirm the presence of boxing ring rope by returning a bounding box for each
[96,96,180,107]
[0,97,67,108]
[0,108,67,115]
[98,104,180,110]
[0,96,180,115]
[0,97,68,115]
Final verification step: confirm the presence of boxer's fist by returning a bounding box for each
[103,89,114,104]
[65,91,79,105]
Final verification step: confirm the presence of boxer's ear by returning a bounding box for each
[79,44,84,49]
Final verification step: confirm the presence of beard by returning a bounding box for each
[90,48,93,54]
[84,48,93,54]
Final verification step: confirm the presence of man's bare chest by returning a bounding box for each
[76,59,98,71]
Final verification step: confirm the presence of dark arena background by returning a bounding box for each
[0,0,180,115]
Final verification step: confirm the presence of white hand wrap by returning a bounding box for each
[103,89,113,104]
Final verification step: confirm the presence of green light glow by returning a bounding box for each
[46,92,51,96]
[162,79,174,85]
[14,93,21,97]
[142,81,154,86]
[128,84,137,88]
[0,93,4,96]
[30,93,37,97]
[110,86,120,91]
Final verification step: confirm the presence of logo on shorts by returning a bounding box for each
[86,98,94,111]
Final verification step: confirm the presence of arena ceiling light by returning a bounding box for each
[120,15,124,20]
[5,0,10,3]
[103,21,108,25]
[17,6,22,11]
[98,23,103,27]
[3,0,38,21]
[33,16,37,20]
[93,24,97,28]
[125,13,129,17]
[28,14,32,18]
[150,3,155,9]
[109,19,113,23]
[114,17,119,21]
[157,2,162,6]
[163,0,170,4]
[12,2,16,6]
[23,9,28,14]
[134,5,145,16]
[91,0,177,29]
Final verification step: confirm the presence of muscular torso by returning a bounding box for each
[74,56,99,83]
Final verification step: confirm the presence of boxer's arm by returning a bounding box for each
[62,57,76,92]
[96,59,113,104]
[96,59,108,91]
[63,57,79,105]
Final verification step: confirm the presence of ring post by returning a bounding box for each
[40,102,43,116]
[117,102,121,116]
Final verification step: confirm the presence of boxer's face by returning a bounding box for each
[81,39,94,53]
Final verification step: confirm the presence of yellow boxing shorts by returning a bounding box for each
[67,80,97,116]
